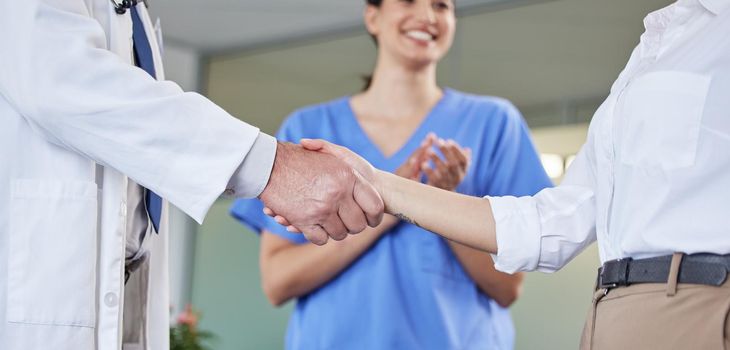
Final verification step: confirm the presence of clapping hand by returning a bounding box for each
[394,133,471,190]
[394,133,435,180]
[421,136,471,191]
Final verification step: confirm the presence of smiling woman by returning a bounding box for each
[362,0,456,89]
[229,0,551,349]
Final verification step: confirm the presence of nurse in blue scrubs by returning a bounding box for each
[231,0,551,348]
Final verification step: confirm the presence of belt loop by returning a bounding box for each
[666,253,683,296]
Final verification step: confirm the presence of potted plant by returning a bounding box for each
[170,304,215,350]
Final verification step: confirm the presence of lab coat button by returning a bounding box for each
[104,292,118,307]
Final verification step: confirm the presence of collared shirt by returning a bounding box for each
[231,89,552,350]
[490,0,730,273]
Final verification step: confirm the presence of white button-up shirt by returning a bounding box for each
[490,0,730,273]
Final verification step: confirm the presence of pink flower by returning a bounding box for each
[177,304,199,329]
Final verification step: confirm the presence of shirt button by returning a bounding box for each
[223,188,235,196]
[104,292,118,307]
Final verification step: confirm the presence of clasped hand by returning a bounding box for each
[261,134,471,244]
[258,142,384,245]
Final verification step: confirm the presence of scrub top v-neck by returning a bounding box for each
[231,88,552,350]
[336,89,451,168]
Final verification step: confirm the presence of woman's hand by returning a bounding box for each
[394,133,436,180]
[422,138,471,191]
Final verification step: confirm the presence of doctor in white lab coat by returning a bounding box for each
[0,1,384,349]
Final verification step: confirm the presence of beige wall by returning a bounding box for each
[205,0,672,130]
[205,34,375,135]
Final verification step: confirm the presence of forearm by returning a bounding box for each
[375,170,498,253]
[261,215,399,305]
[447,241,523,307]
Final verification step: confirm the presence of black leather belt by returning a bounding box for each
[597,253,730,290]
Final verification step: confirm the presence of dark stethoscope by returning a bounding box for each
[110,0,148,15]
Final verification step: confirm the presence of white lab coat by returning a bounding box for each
[0,1,260,349]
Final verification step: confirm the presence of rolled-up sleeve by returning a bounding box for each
[488,140,599,274]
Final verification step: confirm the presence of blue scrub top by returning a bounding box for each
[231,89,552,350]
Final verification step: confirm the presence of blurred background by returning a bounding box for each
[152,0,673,349]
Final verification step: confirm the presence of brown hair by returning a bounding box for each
[362,0,383,91]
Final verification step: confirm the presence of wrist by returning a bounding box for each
[374,170,400,216]
[259,141,288,200]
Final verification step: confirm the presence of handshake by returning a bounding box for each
[258,139,385,245]
[259,135,472,245]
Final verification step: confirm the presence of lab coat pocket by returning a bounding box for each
[619,71,711,170]
[7,180,98,328]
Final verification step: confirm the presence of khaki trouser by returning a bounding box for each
[580,253,730,350]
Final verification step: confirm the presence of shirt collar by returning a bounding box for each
[699,0,730,14]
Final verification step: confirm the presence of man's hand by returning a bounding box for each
[299,139,379,185]
[259,142,384,245]
[264,139,384,235]
[265,137,471,235]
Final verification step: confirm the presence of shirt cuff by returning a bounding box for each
[225,133,277,198]
[486,195,542,274]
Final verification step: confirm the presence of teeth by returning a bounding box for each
[406,30,434,42]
